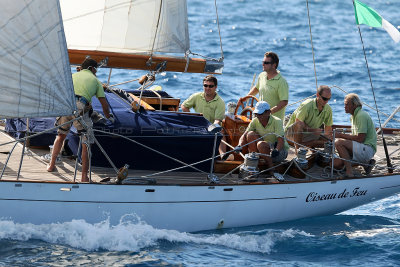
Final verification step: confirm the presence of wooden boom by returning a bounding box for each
[68,49,220,74]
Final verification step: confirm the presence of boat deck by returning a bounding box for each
[1,127,400,185]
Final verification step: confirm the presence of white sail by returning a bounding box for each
[60,0,190,54]
[0,0,75,119]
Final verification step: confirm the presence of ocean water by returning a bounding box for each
[2,0,400,266]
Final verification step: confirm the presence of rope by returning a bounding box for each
[305,0,318,91]
[239,161,289,181]
[331,85,400,123]
[92,128,208,175]
[288,94,316,107]
[353,2,393,172]
[147,0,163,65]
[286,85,400,124]
[214,0,224,61]
[0,117,81,148]
[109,78,139,88]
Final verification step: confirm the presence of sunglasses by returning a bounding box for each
[263,61,273,65]
[321,96,331,101]
[203,84,215,88]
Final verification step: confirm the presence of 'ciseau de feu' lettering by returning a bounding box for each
[306,187,367,202]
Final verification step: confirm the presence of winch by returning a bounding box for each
[322,141,333,163]
[226,102,237,116]
[295,148,308,169]
[239,152,260,180]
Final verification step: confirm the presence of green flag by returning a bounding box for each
[354,0,400,43]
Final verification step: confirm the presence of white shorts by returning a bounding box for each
[352,141,375,164]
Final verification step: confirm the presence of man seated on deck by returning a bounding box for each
[333,93,377,178]
[285,85,333,152]
[181,75,228,159]
[235,101,289,176]
[181,75,225,125]
[47,58,115,182]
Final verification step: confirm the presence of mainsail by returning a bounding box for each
[0,0,75,119]
[60,0,223,73]
[61,0,189,54]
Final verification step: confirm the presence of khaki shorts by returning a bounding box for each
[285,123,320,143]
[55,101,94,144]
[352,141,375,164]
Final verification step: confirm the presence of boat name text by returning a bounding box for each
[306,187,367,202]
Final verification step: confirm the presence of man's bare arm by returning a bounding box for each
[271,100,288,115]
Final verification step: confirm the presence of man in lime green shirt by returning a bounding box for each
[247,52,289,120]
[47,58,113,182]
[334,93,377,177]
[181,75,225,125]
[285,85,333,152]
[236,101,289,175]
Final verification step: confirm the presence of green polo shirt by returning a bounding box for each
[255,71,289,120]
[247,115,289,150]
[182,92,225,123]
[351,107,377,152]
[73,69,105,103]
[285,98,333,130]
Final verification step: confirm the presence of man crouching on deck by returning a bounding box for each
[235,101,289,176]
[333,93,377,177]
[47,58,114,182]
[284,85,333,153]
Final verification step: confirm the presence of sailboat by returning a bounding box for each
[1,0,400,233]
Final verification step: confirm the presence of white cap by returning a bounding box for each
[253,101,270,114]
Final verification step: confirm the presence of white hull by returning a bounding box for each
[1,175,400,232]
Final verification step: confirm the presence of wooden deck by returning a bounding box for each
[1,126,399,185]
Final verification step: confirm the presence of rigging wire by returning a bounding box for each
[214,0,224,61]
[306,0,318,91]
[184,0,224,63]
[147,0,163,66]
[353,0,393,173]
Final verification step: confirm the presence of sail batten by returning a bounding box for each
[0,0,75,119]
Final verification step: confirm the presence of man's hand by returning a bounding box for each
[271,149,279,158]
[234,146,242,153]
[108,113,115,123]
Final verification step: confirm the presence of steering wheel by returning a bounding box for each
[234,95,259,119]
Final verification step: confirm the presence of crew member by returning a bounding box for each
[47,58,114,182]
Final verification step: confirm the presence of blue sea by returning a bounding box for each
[2,0,400,266]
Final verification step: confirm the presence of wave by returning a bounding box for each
[0,214,311,253]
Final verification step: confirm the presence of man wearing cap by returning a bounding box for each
[236,101,289,175]
[181,75,225,125]
[47,58,114,182]
[247,51,289,120]
[285,85,333,152]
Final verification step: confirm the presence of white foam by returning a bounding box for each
[0,217,311,253]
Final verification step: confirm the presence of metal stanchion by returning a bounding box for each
[73,135,82,182]
[208,132,220,183]
[0,142,18,179]
[331,130,336,179]
[17,140,26,180]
